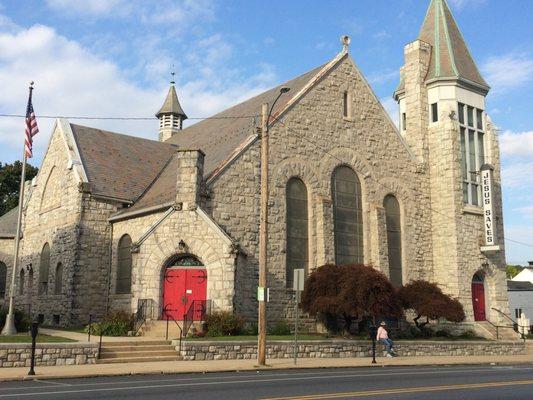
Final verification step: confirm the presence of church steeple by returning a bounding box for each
[418,0,489,93]
[156,73,188,142]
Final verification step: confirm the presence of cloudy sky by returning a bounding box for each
[0,0,531,264]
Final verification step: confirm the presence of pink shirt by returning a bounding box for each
[376,326,388,340]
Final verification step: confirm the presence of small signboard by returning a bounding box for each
[257,286,265,301]
[481,165,496,246]
[293,269,305,292]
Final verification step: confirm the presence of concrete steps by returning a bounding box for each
[140,320,184,339]
[526,341,533,354]
[97,340,181,364]
[475,321,520,341]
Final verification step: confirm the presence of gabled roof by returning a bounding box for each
[70,124,177,203]
[113,57,342,219]
[0,206,18,238]
[155,85,187,119]
[395,0,489,97]
[165,63,326,178]
[507,280,533,291]
[419,0,488,90]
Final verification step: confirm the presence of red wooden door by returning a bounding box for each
[163,268,207,320]
[472,282,486,321]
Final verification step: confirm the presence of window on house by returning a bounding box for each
[458,103,485,206]
[343,91,349,118]
[39,243,50,295]
[286,178,309,288]
[431,103,438,122]
[19,269,24,295]
[402,113,406,131]
[0,262,6,298]
[54,262,63,295]
[384,195,402,286]
[332,166,363,265]
[116,234,133,294]
[515,308,523,319]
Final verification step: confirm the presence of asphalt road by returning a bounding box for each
[1,364,532,399]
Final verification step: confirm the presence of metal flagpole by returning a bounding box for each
[1,83,34,336]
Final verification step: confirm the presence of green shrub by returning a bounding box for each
[242,323,258,336]
[0,308,30,332]
[204,311,244,337]
[268,321,291,335]
[84,311,133,337]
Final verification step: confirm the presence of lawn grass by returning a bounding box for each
[0,333,76,343]
[41,325,86,334]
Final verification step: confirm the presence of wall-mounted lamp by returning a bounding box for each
[178,240,188,252]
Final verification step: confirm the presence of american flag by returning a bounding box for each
[24,87,39,159]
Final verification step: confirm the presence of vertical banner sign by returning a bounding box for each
[481,166,496,246]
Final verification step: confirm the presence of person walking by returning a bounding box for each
[376,321,396,357]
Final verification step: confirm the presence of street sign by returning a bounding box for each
[293,269,305,291]
[257,286,265,301]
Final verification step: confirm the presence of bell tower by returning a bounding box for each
[394,0,509,326]
[156,73,188,142]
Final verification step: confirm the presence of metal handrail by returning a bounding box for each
[162,307,183,352]
[133,299,155,336]
[491,307,529,340]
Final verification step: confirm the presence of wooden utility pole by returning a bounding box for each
[257,102,269,365]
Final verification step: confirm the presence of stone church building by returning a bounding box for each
[0,0,510,334]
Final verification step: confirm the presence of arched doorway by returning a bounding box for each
[162,254,207,320]
[471,273,486,321]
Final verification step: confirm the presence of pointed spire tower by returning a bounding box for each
[394,0,490,161]
[156,73,188,142]
[392,0,509,323]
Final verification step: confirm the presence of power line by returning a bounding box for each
[0,113,259,121]
[277,120,533,250]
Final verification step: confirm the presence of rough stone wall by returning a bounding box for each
[0,343,97,367]
[110,206,237,317]
[72,196,120,326]
[0,238,14,307]
[10,126,83,326]
[178,340,526,361]
[208,55,430,324]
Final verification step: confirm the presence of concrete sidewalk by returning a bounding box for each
[1,354,532,382]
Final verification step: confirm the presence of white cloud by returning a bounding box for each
[380,97,399,128]
[0,15,277,163]
[45,0,214,24]
[500,130,533,158]
[367,69,398,85]
[501,161,533,188]
[482,53,533,93]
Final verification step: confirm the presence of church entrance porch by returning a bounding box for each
[162,255,207,321]
[471,273,486,321]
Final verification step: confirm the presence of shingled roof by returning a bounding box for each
[114,62,330,217]
[0,206,18,238]
[165,64,325,177]
[71,124,177,203]
[395,0,489,96]
[156,84,187,119]
[507,281,533,291]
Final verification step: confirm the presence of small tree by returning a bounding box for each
[301,264,401,333]
[397,280,465,331]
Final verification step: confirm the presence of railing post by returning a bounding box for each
[88,314,92,342]
[166,314,169,341]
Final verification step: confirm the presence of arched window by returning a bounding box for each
[54,262,63,295]
[19,269,25,295]
[0,262,7,297]
[384,195,402,286]
[167,254,203,267]
[39,243,50,295]
[116,234,132,294]
[332,166,363,265]
[286,178,309,288]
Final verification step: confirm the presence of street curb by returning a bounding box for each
[2,359,533,382]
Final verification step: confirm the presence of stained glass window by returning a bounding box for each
[286,178,308,288]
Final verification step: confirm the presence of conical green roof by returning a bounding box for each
[419,0,489,90]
